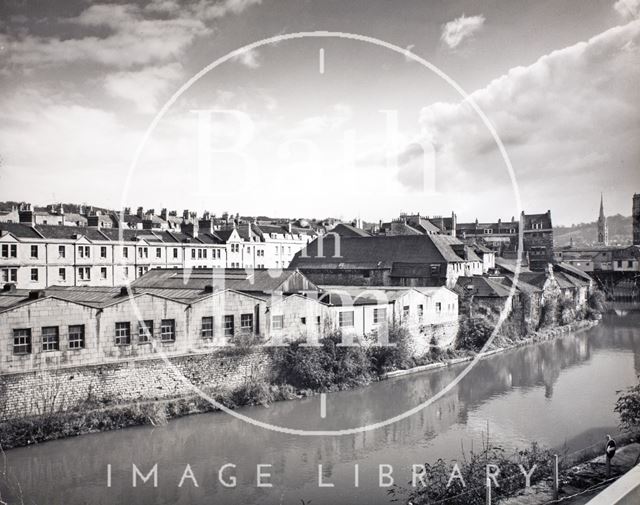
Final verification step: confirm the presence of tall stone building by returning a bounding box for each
[597,193,608,246]
[634,193,640,246]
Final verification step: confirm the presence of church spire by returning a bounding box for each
[597,193,608,246]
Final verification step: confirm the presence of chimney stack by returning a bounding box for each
[18,203,35,225]
[136,207,144,219]
[160,208,168,220]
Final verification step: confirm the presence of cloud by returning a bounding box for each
[440,14,485,49]
[0,0,263,69]
[104,63,183,113]
[231,48,261,68]
[614,0,640,19]
[398,20,640,215]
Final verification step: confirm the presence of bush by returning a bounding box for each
[615,377,640,434]
[456,316,493,352]
[231,376,274,407]
[368,324,415,375]
[270,332,372,391]
[391,441,555,505]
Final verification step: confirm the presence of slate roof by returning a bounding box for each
[330,223,371,238]
[291,234,474,270]
[455,276,513,298]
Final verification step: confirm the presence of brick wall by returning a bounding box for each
[0,349,271,421]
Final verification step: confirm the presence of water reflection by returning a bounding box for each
[2,313,639,505]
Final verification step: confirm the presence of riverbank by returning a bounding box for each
[0,318,600,450]
[380,318,600,380]
[499,438,640,505]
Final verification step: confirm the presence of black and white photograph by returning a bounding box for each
[0,0,639,504]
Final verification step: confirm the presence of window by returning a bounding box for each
[617,260,623,268]
[197,248,202,259]
[66,325,85,349]
[138,320,153,343]
[78,245,90,258]
[316,316,321,327]
[13,329,32,355]
[160,319,175,342]
[272,315,284,330]
[430,264,441,275]
[1,244,17,258]
[31,268,38,282]
[156,248,161,258]
[139,247,148,259]
[191,249,196,259]
[78,266,91,280]
[224,315,234,337]
[30,245,38,258]
[59,268,66,281]
[628,261,634,268]
[137,266,148,277]
[240,313,253,334]
[402,305,410,318]
[42,326,60,351]
[173,248,178,259]
[100,246,107,258]
[115,322,131,345]
[373,308,387,324]
[435,302,442,313]
[417,304,424,321]
[300,317,306,325]
[1,268,17,283]
[201,316,214,338]
[203,249,207,259]
[100,267,107,279]
[58,245,65,258]
[123,246,129,258]
[339,311,354,328]
[123,266,129,277]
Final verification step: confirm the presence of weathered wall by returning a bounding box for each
[0,349,271,421]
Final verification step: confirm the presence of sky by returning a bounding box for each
[0,0,638,225]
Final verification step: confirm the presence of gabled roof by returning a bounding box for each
[291,234,472,270]
[330,223,371,238]
[455,276,513,298]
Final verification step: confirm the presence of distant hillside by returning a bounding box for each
[554,214,633,247]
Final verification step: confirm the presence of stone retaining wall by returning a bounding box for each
[0,349,271,421]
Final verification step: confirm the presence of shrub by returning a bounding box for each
[391,441,555,505]
[456,316,493,352]
[368,325,415,375]
[270,332,372,391]
[231,376,274,407]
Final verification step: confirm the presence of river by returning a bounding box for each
[1,312,640,505]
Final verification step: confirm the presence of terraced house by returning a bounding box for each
[0,206,315,289]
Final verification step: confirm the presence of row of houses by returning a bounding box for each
[554,244,640,273]
[0,211,315,289]
[0,268,459,374]
[374,210,554,271]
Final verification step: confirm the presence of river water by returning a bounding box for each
[2,312,639,505]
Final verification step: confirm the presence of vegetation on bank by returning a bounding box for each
[390,440,556,505]
[0,292,605,450]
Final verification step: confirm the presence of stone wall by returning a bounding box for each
[0,349,271,421]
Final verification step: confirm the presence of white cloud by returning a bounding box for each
[104,63,183,113]
[614,0,640,19]
[0,0,263,69]
[440,14,485,49]
[398,20,640,218]
[231,48,261,68]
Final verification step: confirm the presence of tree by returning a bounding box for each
[614,377,640,464]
